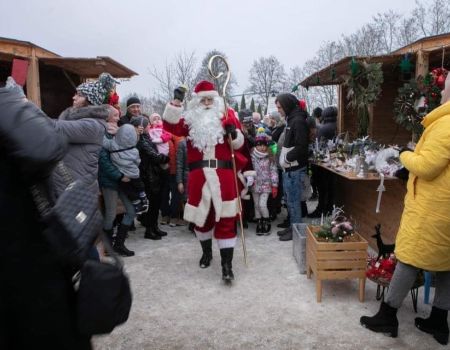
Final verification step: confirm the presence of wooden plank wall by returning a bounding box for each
[332,175,407,251]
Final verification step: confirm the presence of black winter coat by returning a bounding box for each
[276,94,309,169]
[137,133,169,192]
[0,86,91,349]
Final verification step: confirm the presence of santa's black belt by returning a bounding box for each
[189,159,233,170]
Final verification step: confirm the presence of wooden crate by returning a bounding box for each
[306,225,368,302]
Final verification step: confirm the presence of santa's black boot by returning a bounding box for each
[256,219,263,236]
[199,239,213,268]
[220,247,234,282]
[360,301,398,337]
[415,306,449,345]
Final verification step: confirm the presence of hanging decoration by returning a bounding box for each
[393,79,423,136]
[399,53,413,73]
[331,67,337,80]
[394,67,448,140]
[291,83,300,93]
[344,60,384,136]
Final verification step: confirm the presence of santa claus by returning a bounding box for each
[162,80,246,282]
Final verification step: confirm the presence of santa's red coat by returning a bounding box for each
[163,103,246,229]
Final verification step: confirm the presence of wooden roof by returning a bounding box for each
[0,37,137,78]
[300,54,401,87]
[300,33,450,88]
[40,56,137,79]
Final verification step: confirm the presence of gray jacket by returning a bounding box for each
[51,105,108,195]
[103,124,140,178]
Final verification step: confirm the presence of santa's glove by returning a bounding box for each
[271,187,278,199]
[224,123,237,140]
[173,85,187,102]
[157,154,170,164]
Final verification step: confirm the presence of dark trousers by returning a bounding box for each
[119,178,145,202]
[316,166,335,214]
[160,174,181,219]
[142,176,166,228]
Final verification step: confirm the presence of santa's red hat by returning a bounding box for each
[194,80,218,97]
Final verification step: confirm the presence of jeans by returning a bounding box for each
[282,167,306,227]
[102,187,136,230]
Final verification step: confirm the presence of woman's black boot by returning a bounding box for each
[415,306,449,345]
[360,301,398,337]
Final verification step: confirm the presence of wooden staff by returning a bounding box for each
[207,55,248,266]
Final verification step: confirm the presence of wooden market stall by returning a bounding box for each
[0,37,137,117]
[300,33,450,250]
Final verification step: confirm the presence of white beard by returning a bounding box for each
[183,96,225,152]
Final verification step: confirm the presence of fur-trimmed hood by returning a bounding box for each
[59,105,110,121]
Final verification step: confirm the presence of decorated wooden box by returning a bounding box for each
[306,225,368,302]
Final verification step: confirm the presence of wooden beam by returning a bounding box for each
[416,50,429,78]
[368,104,374,138]
[26,48,41,107]
[337,85,344,134]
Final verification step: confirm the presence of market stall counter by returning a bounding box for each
[314,162,406,250]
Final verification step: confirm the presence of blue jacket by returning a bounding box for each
[98,133,123,190]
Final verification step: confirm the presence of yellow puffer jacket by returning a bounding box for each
[395,101,450,271]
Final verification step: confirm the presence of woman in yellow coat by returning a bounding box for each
[361,74,450,345]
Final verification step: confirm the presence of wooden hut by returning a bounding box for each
[0,37,137,117]
[300,33,450,247]
[301,33,450,146]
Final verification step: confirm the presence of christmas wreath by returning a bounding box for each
[393,80,423,137]
[394,68,448,139]
[344,59,384,137]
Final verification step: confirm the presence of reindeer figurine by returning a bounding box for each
[372,224,395,261]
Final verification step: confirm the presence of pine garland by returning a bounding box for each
[344,60,384,136]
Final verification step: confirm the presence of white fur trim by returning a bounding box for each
[196,91,219,97]
[183,184,211,227]
[162,103,183,124]
[243,170,257,177]
[195,229,213,241]
[217,237,237,249]
[203,168,222,222]
[231,129,244,149]
[221,198,240,217]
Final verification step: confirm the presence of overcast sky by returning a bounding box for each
[1,0,418,98]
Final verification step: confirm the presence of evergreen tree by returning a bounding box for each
[233,102,239,112]
[257,104,263,115]
[240,94,246,110]
[250,98,256,112]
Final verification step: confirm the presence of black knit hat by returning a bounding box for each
[312,107,323,118]
[126,96,141,108]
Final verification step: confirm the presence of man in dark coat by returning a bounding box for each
[118,96,141,126]
[275,93,309,241]
[0,78,92,349]
[309,106,337,218]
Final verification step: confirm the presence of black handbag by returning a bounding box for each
[74,234,132,335]
[31,161,103,266]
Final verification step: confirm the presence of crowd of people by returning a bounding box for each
[1,68,449,348]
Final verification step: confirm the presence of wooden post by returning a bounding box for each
[338,85,344,134]
[26,47,41,107]
[368,104,374,138]
[415,50,429,78]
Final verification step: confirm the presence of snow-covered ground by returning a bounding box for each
[93,211,439,350]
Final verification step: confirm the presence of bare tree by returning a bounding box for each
[195,49,237,99]
[148,61,175,102]
[412,0,450,36]
[396,17,420,48]
[248,56,286,109]
[148,50,197,103]
[372,10,401,53]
